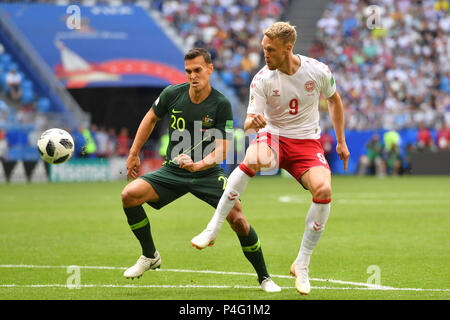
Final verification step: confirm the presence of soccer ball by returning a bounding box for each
[37,128,75,164]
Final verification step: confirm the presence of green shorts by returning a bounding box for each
[139,164,228,210]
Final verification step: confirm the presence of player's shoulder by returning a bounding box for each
[300,55,332,75]
[210,87,231,106]
[162,82,190,96]
[250,65,276,87]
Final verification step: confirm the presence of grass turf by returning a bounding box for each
[0,175,449,300]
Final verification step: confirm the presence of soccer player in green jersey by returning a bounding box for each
[120,48,280,292]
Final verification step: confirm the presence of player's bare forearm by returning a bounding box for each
[129,108,160,156]
[200,139,229,169]
[327,91,350,171]
[179,139,230,172]
[244,113,267,134]
[327,91,346,143]
[126,108,160,180]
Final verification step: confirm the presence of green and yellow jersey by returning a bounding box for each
[151,83,234,170]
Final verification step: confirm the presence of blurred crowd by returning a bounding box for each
[313,0,450,132]
[151,0,290,103]
[2,0,450,166]
[0,102,134,161]
[357,120,450,176]
[68,124,132,159]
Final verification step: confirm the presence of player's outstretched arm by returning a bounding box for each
[126,108,160,181]
[327,91,350,171]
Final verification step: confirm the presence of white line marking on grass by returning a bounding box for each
[0,284,449,292]
[1,264,386,288]
[1,264,450,292]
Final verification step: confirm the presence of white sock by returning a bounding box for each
[295,200,331,268]
[206,164,255,234]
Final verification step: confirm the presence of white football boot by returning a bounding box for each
[191,229,216,250]
[290,263,311,295]
[260,277,282,292]
[123,251,161,279]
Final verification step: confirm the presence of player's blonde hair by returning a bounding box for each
[263,22,297,45]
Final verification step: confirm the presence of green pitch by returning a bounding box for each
[0,175,449,300]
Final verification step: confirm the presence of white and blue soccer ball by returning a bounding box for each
[37,128,74,164]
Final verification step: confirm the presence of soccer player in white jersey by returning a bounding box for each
[192,22,350,295]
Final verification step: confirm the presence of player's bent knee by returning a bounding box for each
[121,180,160,208]
[121,188,138,208]
[312,183,332,201]
[121,186,146,208]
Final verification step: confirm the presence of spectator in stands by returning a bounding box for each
[157,0,289,103]
[95,125,109,158]
[417,122,436,151]
[81,126,97,158]
[106,127,117,157]
[383,129,402,154]
[116,126,130,157]
[0,128,7,160]
[403,143,416,175]
[319,127,335,167]
[436,122,450,151]
[385,142,403,176]
[16,105,34,124]
[231,67,246,98]
[358,133,386,177]
[313,0,449,131]
[5,67,22,101]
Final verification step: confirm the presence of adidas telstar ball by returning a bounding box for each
[37,128,75,164]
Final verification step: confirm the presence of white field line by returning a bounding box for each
[0,284,449,292]
[0,264,449,292]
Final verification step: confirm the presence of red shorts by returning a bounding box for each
[250,131,330,183]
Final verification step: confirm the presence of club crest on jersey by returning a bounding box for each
[272,90,280,97]
[305,81,315,92]
[202,115,214,127]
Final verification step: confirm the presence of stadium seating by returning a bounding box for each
[0,45,56,161]
[153,0,290,103]
[312,0,449,132]
[1,0,448,171]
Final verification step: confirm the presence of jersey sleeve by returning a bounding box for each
[214,98,234,140]
[317,63,337,99]
[151,86,171,118]
[247,75,266,114]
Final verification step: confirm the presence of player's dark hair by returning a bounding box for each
[184,47,212,64]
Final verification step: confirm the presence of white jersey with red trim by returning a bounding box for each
[247,54,336,139]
